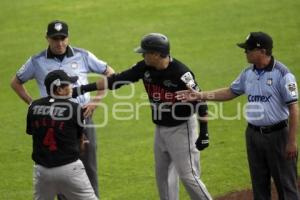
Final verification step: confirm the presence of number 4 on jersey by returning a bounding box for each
[43,128,57,151]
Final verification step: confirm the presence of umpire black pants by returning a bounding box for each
[246,126,300,200]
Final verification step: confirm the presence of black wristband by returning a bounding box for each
[72,83,98,98]
[198,103,208,117]
[81,83,98,93]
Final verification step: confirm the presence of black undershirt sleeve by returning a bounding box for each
[107,64,144,90]
[72,63,145,98]
[197,102,208,133]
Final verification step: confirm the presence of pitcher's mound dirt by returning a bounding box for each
[215,179,300,200]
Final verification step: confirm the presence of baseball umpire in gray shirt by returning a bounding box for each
[176,32,300,200]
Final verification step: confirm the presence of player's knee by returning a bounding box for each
[176,168,200,183]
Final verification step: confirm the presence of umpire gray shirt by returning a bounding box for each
[230,57,298,126]
[16,46,107,105]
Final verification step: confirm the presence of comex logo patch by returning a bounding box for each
[248,95,272,102]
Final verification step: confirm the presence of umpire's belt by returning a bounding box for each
[248,120,288,134]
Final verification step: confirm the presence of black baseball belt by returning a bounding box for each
[248,120,288,134]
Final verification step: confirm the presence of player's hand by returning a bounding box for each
[285,141,297,160]
[80,134,90,154]
[195,132,209,151]
[82,103,98,118]
[176,86,201,102]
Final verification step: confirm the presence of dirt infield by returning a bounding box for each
[215,179,300,200]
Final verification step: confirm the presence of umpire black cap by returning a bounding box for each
[237,32,273,50]
[47,20,68,38]
[44,70,78,95]
[134,33,170,55]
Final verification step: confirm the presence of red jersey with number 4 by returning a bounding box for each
[26,96,84,168]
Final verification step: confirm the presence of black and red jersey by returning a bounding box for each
[26,96,84,167]
[107,58,202,126]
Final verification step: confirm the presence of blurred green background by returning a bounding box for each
[0,0,299,199]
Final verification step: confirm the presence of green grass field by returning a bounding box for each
[0,0,300,199]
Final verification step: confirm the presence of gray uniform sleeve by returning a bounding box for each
[84,51,107,74]
[16,57,35,83]
[230,70,246,96]
[280,73,298,104]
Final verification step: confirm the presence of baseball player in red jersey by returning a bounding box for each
[26,70,97,200]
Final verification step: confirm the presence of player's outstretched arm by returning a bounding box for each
[72,78,108,98]
[175,86,201,102]
[82,65,115,117]
[176,87,238,102]
[72,65,143,98]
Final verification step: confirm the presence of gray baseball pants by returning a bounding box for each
[57,117,98,200]
[246,126,300,200]
[154,116,212,200]
[33,159,97,200]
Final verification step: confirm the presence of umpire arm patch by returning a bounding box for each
[286,82,298,97]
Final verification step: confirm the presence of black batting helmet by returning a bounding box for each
[134,33,170,55]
